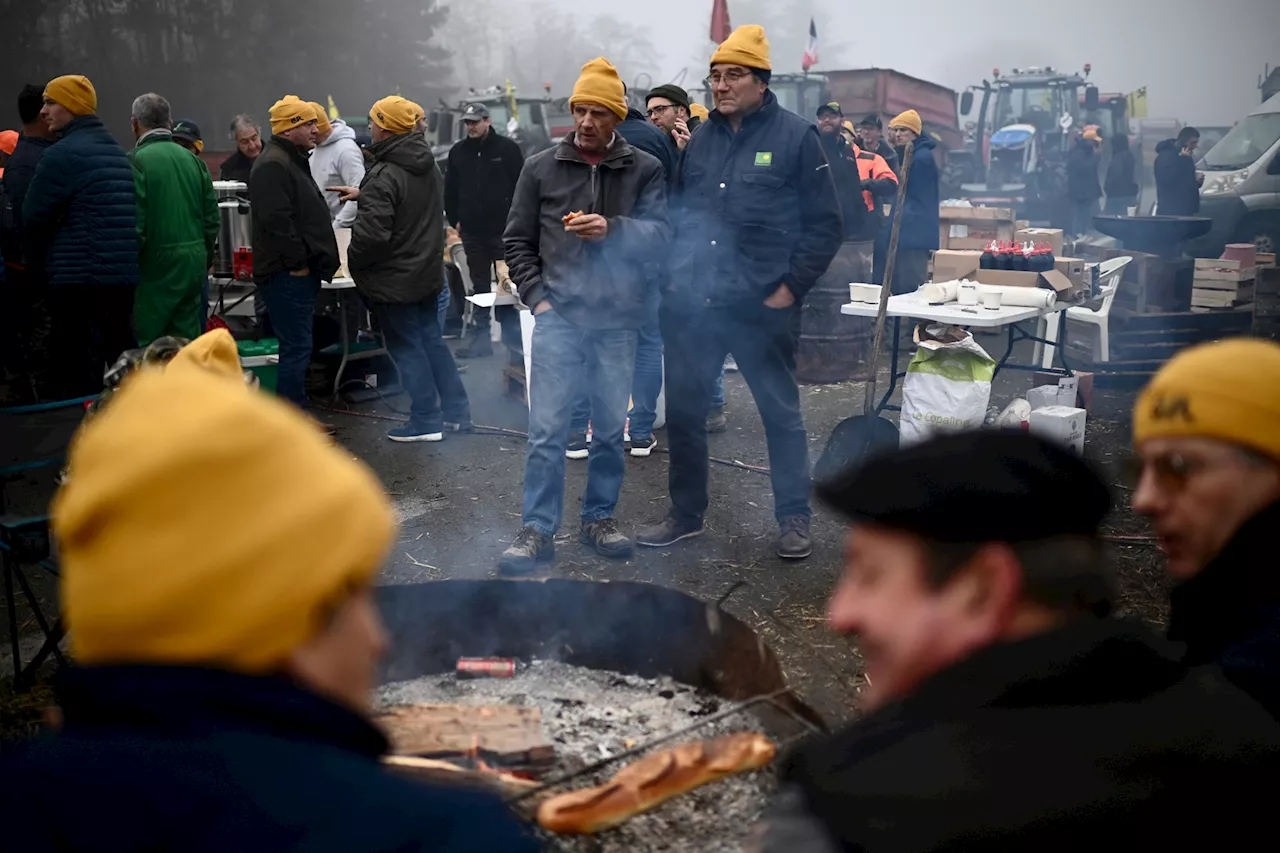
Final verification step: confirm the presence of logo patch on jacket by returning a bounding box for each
[754,152,773,166]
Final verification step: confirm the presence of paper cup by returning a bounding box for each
[981,290,1003,310]
[957,283,980,306]
[1126,206,1137,217]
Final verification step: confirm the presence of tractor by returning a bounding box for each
[950,65,1128,225]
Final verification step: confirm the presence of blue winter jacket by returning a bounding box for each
[879,134,940,252]
[21,115,138,288]
[668,90,843,314]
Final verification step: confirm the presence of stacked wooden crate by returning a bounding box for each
[1191,258,1255,310]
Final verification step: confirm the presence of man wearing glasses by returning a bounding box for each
[646,84,696,150]
[1131,337,1280,717]
[637,25,842,560]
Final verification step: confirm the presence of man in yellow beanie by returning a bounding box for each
[23,73,139,397]
[327,97,471,443]
[1131,337,1280,717]
[0,330,538,852]
[500,57,670,574]
[874,108,939,294]
[638,24,842,561]
[308,99,364,228]
[249,95,339,409]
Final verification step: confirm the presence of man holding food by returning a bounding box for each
[499,57,669,575]
[751,431,1280,851]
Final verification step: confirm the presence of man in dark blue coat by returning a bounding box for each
[636,25,842,561]
[22,74,138,397]
[876,110,938,294]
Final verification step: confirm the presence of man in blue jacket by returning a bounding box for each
[636,25,842,561]
[22,75,138,397]
[875,110,938,294]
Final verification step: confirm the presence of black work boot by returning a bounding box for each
[455,328,494,359]
[636,515,705,548]
[776,516,812,560]
[579,518,634,559]
[498,526,555,575]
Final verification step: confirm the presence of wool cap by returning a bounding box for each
[269,95,315,135]
[44,75,97,116]
[53,329,397,672]
[369,95,418,134]
[307,101,332,136]
[889,109,922,136]
[1133,337,1280,461]
[646,84,691,111]
[711,25,772,71]
[569,58,628,121]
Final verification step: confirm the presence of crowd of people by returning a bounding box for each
[2,19,1280,852]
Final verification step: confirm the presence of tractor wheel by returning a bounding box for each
[941,161,968,202]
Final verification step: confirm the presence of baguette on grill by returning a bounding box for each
[536,732,777,835]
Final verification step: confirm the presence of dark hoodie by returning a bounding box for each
[347,131,444,305]
[818,131,867,239]
[1154,138,1201,215]
[1066,138,1102,203]
[1168,500,1280,718]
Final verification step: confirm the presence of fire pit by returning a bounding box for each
[374,579,825,850]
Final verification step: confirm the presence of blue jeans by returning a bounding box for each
[371,297,470,432]
[524,309,637,535]
[711,365,726,410]
[259,271,321,408]
[436,284,451,333]
[569,307,663,440]
[661,304,811,523]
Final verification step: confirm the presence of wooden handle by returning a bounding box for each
[864,141,916,416]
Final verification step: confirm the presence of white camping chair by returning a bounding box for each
[1037,256,1133,368]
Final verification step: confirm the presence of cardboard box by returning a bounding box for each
[1017,227,1065,256]
[1033,370,1093,412]
[973,268,1078,301]
[938,206,1017,250]
[939,206,1017,222]
[931,249,983,282]
[1029,406,1087,455]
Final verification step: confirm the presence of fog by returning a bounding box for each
[541,0,1278,127]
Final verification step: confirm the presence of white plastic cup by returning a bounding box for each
[957,283,980,306]
[981,290,1003,310]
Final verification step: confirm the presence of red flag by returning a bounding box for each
[710,0,732,44]
[802,17,819,71]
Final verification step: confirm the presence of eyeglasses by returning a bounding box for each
[705,70,754,87]
[646,104,676,118]
[1123,452,1206,491]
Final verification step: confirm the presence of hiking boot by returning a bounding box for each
[636,515,705,548]
[629,435,658,457]
[388,425,444,443]
[498,526,555,575]
[454,331,493,359]
[579,518,634,559]
[776,516,812,560]
[706,407,728,433]
[566,432,589,459]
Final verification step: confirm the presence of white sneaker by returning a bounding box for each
[724,355,739,373]
[630,436,658,457]
[388,425,444,442]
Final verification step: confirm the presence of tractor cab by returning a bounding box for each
[769,74,830,120]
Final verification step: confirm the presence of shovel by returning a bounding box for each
[813,140,916,484]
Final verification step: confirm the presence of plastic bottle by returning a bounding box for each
[1041,241,1056,273]
[995,241,1012,270]
[980,240,997,270]
[1012,242,1028,272]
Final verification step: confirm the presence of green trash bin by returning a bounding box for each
[238,339,280,394]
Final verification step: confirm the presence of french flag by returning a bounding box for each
[802,17,819,71]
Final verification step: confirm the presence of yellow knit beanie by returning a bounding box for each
[889,109,923,136]
[569,58,629,121]
[370,96,418,134]
[44,75,97,117]
[690,103,710,122]
[308,101,332,136]
[710,25,772,72]
[269,95,315,135]
[1133,337,1280,461]
[53,329,398,672]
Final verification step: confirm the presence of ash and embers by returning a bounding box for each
[379,659,779,852]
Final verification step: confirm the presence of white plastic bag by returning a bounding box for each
[900,324,996,446]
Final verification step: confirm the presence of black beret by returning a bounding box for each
[646,84,691,111]
[816,431,1111,543]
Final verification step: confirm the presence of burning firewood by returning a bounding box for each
[536,733,777,835]
[382,755,540,797]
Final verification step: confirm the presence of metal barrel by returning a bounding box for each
[796,239,875,384]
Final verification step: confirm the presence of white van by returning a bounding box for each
[1192,93,1280,255]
